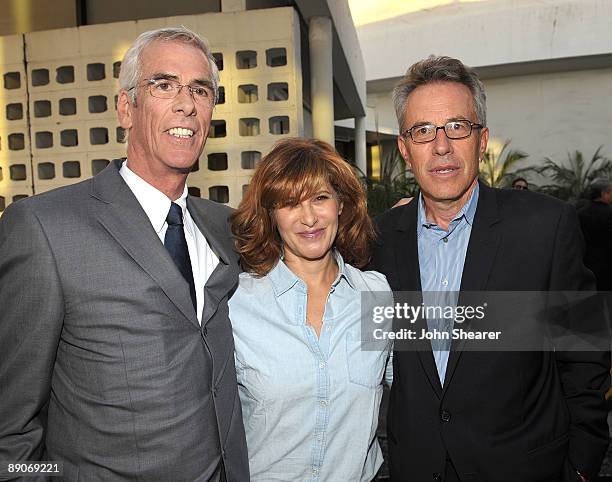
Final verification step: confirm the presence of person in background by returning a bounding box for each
[229,138,393,481]
[511,177,529,190]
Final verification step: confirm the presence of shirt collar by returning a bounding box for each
[417,181,479,235]
[268,250,356,297]
[119,160,188,234]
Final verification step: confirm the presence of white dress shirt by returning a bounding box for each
[120,161,219,324]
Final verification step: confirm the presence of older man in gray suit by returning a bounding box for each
[0,27,248,481]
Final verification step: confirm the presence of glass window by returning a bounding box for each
[267,82,289,101]
[35,131,53,149]
[10,164,27,181]
[188,186,201,197]
[209,120,227,138]
[88,95,107,113]
[236,50,257,69]
[239,118,260,136]
[38,162,56,180]
[4,72,21,89]
[208,153,228,171]
[59,98,77,115]
[209,185,229,204]
[31,68,50,86]
[91,159,110,175]
[56,65,75,84]
[212,53,223,71]
[238,84,258,103]
[87,63,105,81]
[90,127,109,145]
[34,100,52,117]
[6,103,23,120]
[269,116,290,135]
[63,161,81,178]
[266,48,287,67]
[241,151,261,169]
[60,129,78,147]
[8,133,25,151]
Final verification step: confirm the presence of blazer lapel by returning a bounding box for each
[187,197,240,328]
[395,201,443,397]
[91,159,198,327]
[444,182,502,390]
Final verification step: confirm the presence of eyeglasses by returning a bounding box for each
[130,78,214,104]
[401,120,483,144]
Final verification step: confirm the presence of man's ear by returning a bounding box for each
[478,126,489,162]
[117,90,134,129]
[397,135,412,170]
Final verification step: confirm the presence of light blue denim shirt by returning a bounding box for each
[229,252,392,482]
[417,183,479,384]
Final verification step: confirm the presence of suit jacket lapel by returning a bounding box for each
[395,200,443,397]
[187,197,240,328]
[444,182,502,390]
[91,159,198,327]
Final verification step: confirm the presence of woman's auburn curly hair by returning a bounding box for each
[230,137,375,277]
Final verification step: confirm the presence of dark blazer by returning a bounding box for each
[369,182,610,482]
[0,160,249,481]
[578,200,612,291]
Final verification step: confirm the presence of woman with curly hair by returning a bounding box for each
[229,137,393,481]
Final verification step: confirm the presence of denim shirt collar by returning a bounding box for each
[417,181,479,236]
[268,250,356,297]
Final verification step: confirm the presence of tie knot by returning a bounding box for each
[166,202,184,226]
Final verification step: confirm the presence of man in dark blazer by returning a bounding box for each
[578,179,612,291]
[0,28,248,481]
[369,56,610,482]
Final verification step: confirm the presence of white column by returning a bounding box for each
[309,16,334,144]
[354,116,367,176]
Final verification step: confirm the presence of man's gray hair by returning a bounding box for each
[392,56,487,132]
[118,26,220,105]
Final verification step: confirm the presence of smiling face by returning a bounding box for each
[397,81,488,206]
[274,185,343,267]
[117,40,214,190]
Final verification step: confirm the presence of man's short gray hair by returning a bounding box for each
[118,26,220,105]
[392,56,487,132]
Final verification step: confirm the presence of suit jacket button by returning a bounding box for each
[441,410,451,422]
[212,387,218,397]
[202,327,208,336]
[433,473,442,482]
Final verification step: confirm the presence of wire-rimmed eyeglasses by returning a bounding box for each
[401,120,483,144]
[129,78,214,104]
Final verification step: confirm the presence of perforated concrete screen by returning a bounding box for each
[0,7,304,211]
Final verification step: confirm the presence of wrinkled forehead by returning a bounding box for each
[139,40,210,81]
[404,81,477,127]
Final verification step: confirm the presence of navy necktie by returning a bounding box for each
[164,202,197,311]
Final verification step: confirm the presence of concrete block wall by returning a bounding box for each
[0,6,304,212]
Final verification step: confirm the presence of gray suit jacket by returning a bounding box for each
[0,159,249,481]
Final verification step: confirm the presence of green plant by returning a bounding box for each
[536,146,612,201]
[358,147,419,217]
[479,140,531,188]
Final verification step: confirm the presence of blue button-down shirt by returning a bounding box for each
[229,253,392,481]
[417,183,479,384]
